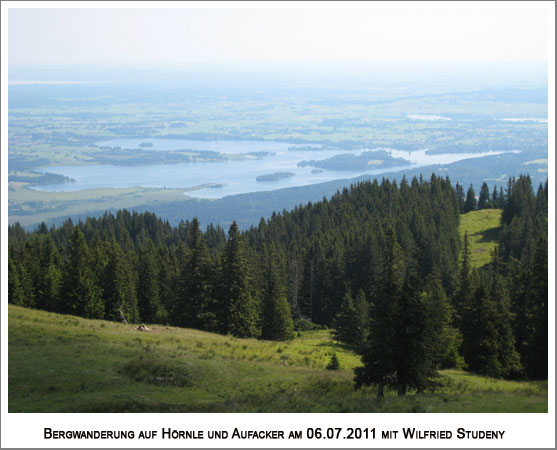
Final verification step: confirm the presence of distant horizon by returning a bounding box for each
[7,59,549,70]
[8,61,548,90]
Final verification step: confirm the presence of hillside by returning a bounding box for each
[458,209,502,268]
[8,305,547,413]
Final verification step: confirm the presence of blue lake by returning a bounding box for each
[33,139,511,199]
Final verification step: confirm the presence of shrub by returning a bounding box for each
[326,353,340,371]
[294,318,321,331]
[121,356,191,387]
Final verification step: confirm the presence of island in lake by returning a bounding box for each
[139,142,154,148]
[8,170,75,185]
[246,151,276,158]
[298,150,411,171]
[288,145,324,151]
[256,172,295,182]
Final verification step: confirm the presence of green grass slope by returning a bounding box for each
[8,305,546,413]
[459,209,502,268]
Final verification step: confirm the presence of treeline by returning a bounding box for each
[455,176,547,380]
[455,180,507,213]
[8,174,548,392]
[8,174,460,332]
[350,176,547,395]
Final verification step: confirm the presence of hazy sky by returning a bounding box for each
[8,6,550,66]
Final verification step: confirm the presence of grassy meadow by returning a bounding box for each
[458,208,502,268]
[8,305,547,413]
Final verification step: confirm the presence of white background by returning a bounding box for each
[1,413,556,448]
[1,2,555,449]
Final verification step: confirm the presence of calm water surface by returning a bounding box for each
[33,139,511,199]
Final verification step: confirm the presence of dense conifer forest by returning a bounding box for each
[8,174,548,395]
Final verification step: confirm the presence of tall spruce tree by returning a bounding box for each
[354,228,406,396]
[478,182,491,209]
[355,229,454,395]
[102,238,138,323]
[8,257,26,306]
[261,248,294,341]
[39,264,62,313]
[522,236,548,379]
[395,269,444,394]
[137,239,163,324]
[491,185,500,209]
[172,242,189,326]
[60,226,103,319]
[220,221,258,337]
[157,244,177,323]
[455,182,465,213]
[460,248,521,378]
[287,247,303,319]
[36,235,62,312]
[176,218,216,331]
[333,289,368,347]
[423,268,463,369]
[453,230,473,328]
[464,184,477,213]
[486,249,521,377]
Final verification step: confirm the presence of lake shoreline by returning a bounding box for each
[28,138,517,200]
